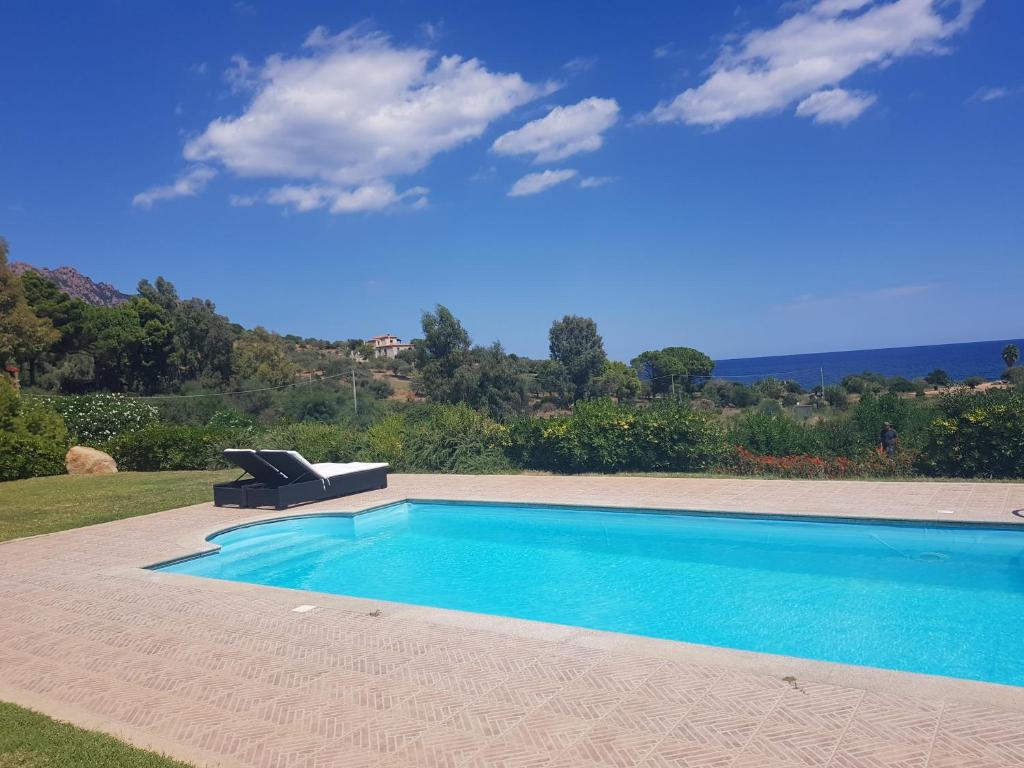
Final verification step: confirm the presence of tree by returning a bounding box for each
[232,327,298,387]
[471,342,529,419]
[963,376,985,390]
[1003,344,1020,369]
[591,361,641,402]
[548,315,607,402]
[536,359,572,405]
[413,305,472,402]
[924,369,951,391]
[0,239,59,383]
[631,346,714,396]
[823,385,849,410]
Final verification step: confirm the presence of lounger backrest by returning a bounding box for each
[223,449,287,484]
[256,450,326,482]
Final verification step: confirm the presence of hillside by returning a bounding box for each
[9,262,128,307]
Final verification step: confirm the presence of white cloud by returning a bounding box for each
[132,166,216,208]
[968,85,1023,103]
[492,97,619,163]
[649,0,983,127]
[224,54,256,93]
[795,87,877,123]
[508,169,578,197]
[141,26,550,214]
[781,282,937,310]
[228,194,257,207]
[563,56,598,74]
[418,21,443,42]
[579,175,615,188]
[265,182,429,213]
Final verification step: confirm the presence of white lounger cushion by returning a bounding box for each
[265,450,387,480]
[311,461,389,477]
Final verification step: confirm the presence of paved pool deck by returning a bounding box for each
[2,474,1024,768]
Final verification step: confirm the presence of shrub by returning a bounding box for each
[364,404,512,473]
[823,385,848,410]
[963,376,986,390]
[1005,367,1024,389]
[43,393,158,444]
[0,431,67,481]
[509,399,727,473]
[725,447,917,479]
[917,389,1024,478]
[887,376,917,393]
[0,380,70,480]
[16,397,69,447]
[259,422,366,463]
[728,410,820,456]
[104,424,240,471]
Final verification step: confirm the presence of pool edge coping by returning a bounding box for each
[136,495,1024,713]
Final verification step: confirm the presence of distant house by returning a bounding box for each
[367,334,414,359]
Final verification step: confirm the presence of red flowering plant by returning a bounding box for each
[723,446,916,479]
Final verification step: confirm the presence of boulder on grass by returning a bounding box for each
[65,446,118,476]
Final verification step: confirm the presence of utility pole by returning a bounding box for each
[670,374,676,401]
[351,370,358,415]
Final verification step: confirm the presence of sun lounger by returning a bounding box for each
[215,449,389,509]
[213,449,288,507]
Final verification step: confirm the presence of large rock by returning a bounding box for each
[65,446,118,476]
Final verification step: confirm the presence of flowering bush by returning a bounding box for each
[42,393,158,445]
[918,389,1024,478]
[724,447,917,479]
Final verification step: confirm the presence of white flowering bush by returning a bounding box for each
[43,393,159,445]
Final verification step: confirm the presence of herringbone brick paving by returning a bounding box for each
[1,474,1023,767]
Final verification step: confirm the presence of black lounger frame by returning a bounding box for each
[214,451,388,509]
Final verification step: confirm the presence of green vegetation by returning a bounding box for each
[1003,343,1019,369]
[0,469,233,541]
[2,238,1021,483]
[0,701,191,767]
[918,388,1024,478]
[631,346,714,395]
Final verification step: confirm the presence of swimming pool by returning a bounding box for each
[158,501,1024,686]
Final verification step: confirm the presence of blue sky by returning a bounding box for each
[1,0,1021,361]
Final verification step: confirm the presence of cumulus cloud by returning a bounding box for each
[508,169,578,197]
[649,0,983,127]
[795,87,877,123]
[139,26,550,213]
[492,97,620,163]
[132,166,216,208]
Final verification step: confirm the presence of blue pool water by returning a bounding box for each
[159,502,1024,686]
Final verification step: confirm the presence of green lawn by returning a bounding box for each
[0,470,235,543]
[0,701,191,767]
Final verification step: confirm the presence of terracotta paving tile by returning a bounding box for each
[640,734,738,767]
[502,709,595,754]
[1,474,1023,768]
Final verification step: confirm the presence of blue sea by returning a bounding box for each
[714,338,1024,389]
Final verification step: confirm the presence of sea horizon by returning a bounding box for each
[713,337,1024,389]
